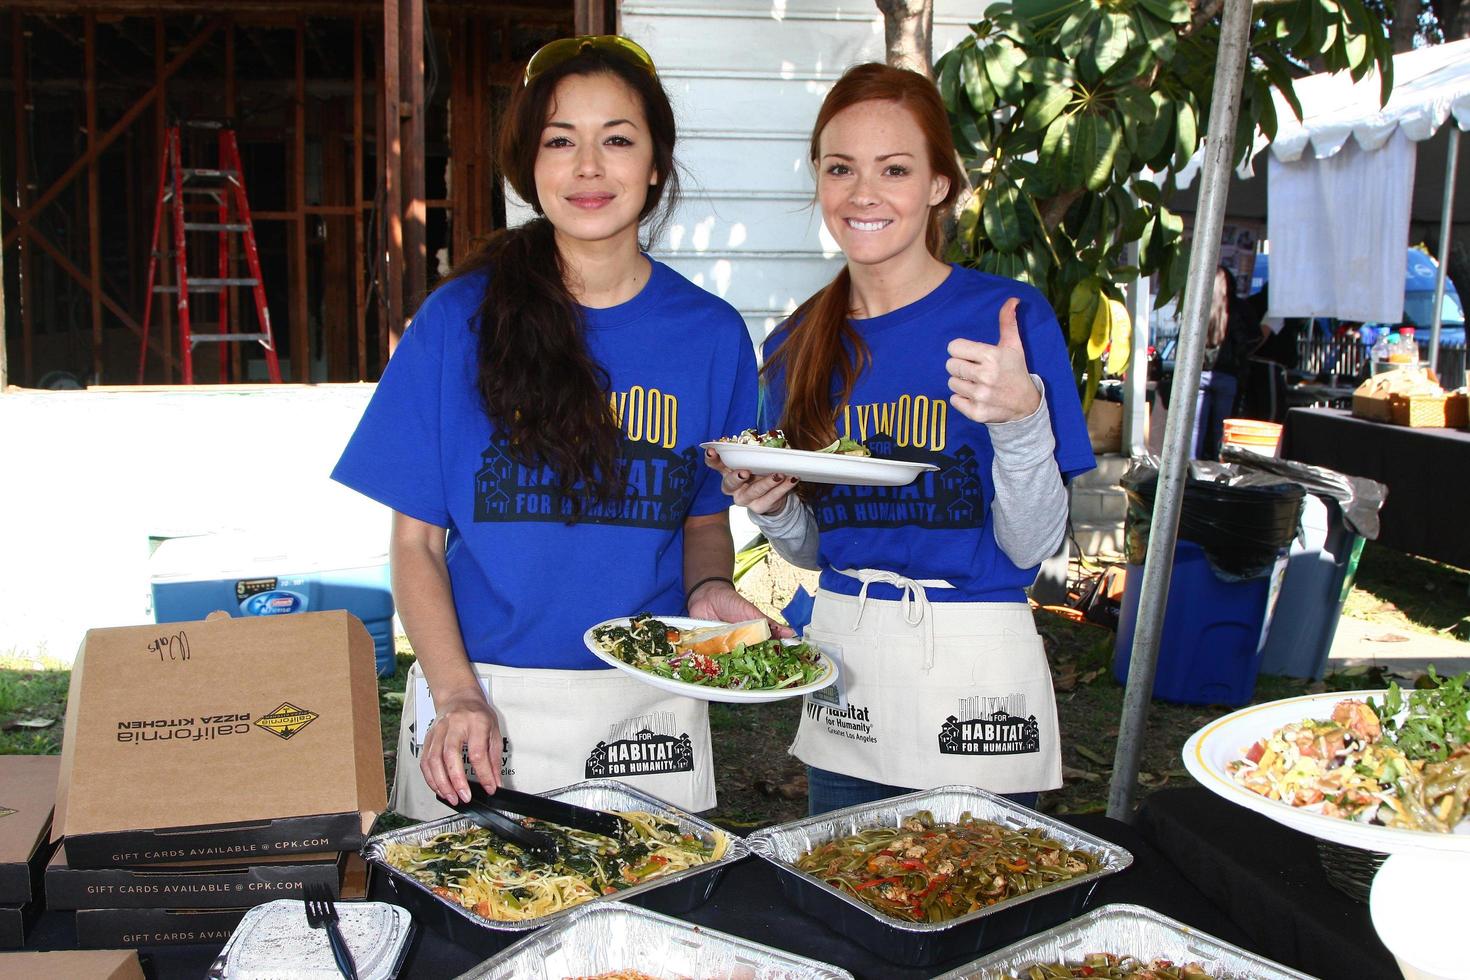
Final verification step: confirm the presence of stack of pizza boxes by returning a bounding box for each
[46,611,385,948]
[0,757,61,949]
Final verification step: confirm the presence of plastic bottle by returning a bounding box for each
[1398,326,1418,367]
[1388,330,1413,365]
[1371,331,1392,373]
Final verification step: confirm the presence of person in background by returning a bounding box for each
[708,63,1094,816]
[1194,266,1259,457]
[333,35,770,818]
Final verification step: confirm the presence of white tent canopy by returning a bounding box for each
[1260,38,1470,165]
[1244,41,1469,335]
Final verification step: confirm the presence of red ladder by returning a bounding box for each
[138,121,281,384]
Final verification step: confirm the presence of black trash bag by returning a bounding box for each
[1122,457,1305,581]
[1219,446,1388,540]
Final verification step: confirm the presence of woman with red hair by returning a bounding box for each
[709,63,1094,815]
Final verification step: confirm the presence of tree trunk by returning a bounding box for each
[1431,0,1470,39]
[1391,0,1420,51]
[875,0,934,78]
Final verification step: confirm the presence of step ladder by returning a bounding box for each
[138,120,281,384]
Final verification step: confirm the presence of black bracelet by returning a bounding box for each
[686,575,734,605]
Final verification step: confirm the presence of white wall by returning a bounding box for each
[622,0,982,344]
[0,387,388,663]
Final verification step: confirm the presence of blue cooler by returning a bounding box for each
[1257,494,1364,679]
[1113,540,1281,707]
[149,531,397,676]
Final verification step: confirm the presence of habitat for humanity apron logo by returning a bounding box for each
[816,437,985,531]
[585,711,693,778]
[804,700,878,745]
[474,386,695,529]
[937,694,1039,756]
[254,702,320,741]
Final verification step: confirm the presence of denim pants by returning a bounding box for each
[807,766,1040,816]
[1192,369,1239,459]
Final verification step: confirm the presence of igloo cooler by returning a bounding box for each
[149,531,396,676]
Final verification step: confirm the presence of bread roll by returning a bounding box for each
[676,618,771,657]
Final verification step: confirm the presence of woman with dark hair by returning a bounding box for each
[333,36,767,816]
[709,63,1094,815]
[1194,265,1260,456]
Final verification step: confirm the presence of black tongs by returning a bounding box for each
[475,782,634,840]
[437,785,560,861]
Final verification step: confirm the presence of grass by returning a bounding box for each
[1343,540,1470,642]
[0,654,71,755]
[3,539,1464,831]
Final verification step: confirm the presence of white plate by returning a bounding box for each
[583,615,838,704]
[702,441,938,487]
[1183,689,1470,855]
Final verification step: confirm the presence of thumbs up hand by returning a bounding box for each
[945,297,1041,424]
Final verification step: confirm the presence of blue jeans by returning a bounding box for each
[806,766,1040,816]
[1193,369,1239,459]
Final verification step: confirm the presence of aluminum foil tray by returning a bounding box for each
[205,899,414,980]
[362,778,749,957]
[932,903,1315,979]
[745,785,1132,968]
[455,902,854,979]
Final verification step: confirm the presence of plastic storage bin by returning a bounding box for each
[150,531,396,676]
[1113,540,1279,707]
[1258,494,1365,680]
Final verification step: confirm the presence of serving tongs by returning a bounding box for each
[473,781,635,840]
[437,785,561,861]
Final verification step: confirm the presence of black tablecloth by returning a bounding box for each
[1136,788,1396,980]
[22,814,1262,980]
[1280,406,1470,568]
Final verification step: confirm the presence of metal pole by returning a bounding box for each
[1428,127,1460,375]
[1123,241,1152,457]
[1107,0,1255,821]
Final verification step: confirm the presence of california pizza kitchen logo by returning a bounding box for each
[586,711,693,778]
[254,702,320,741]
[937,694,1040,756]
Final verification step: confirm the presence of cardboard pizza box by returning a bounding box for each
[0,756,61,905]
[0,949,145,979]
[52,611,386,868]
[45,846,346,910]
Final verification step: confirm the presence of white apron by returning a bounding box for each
[393,660,715,820]
[790,573,1061,795]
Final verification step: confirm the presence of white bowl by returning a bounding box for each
[1370,850,1470,980]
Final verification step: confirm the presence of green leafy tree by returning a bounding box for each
[936,0,1394,408]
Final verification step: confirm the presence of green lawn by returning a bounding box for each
[4,542,1465,830]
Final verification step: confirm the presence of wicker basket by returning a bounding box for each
[1315,838,1389,903]
[1389,393,1449,427]
[1447,391,1468,429]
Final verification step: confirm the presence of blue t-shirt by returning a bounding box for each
[764,265,1094,604]
[332,260,758,668]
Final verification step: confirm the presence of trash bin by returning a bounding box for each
[149,530,397,676]
[1221,447,1387,680]
[1112,459,1305,706]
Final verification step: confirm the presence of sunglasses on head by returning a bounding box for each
[523,35,658,86]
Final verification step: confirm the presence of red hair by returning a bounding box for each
[765,63,964,461]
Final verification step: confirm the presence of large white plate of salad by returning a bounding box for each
[584,614,838,704]
[703,430,938,487]
[1183,673,1470,854]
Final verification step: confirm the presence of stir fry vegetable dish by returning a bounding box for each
[592,614,829,691]
[1002,954,1214,979]
[384,811,725,922]
[1228,685,1470,833]
[794,811,1103,924]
